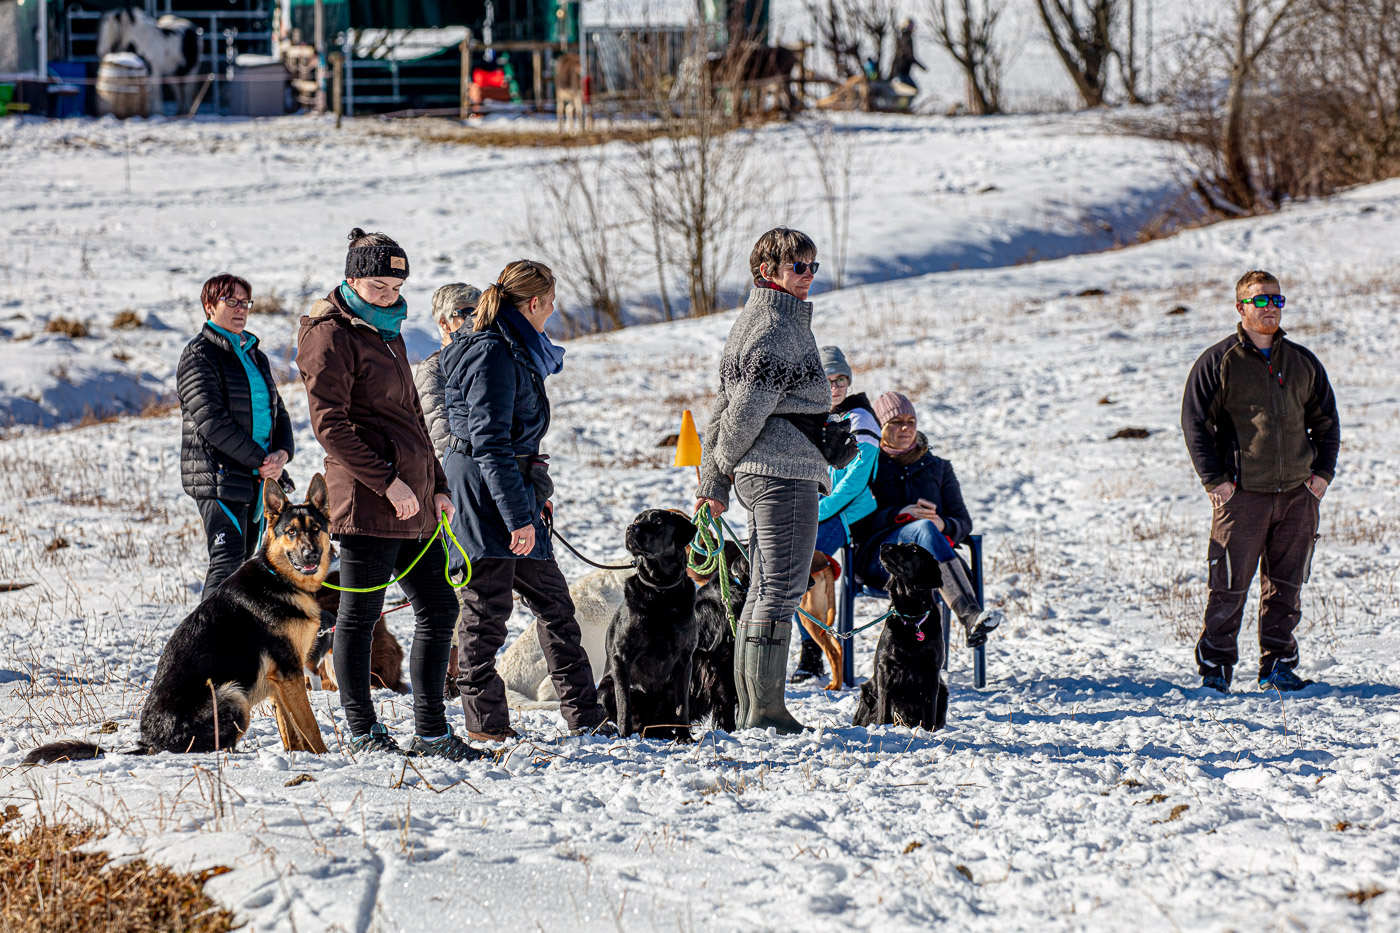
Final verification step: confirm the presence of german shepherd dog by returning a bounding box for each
[853,543,948,732]
[688,541,749,732]
[24,477,333,764]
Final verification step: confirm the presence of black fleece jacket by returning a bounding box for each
[1181,325,1339,492]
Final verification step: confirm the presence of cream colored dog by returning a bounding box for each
[501,568,629,709]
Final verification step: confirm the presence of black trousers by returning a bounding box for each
[335,533,459,738]
[196,498,262,595]
[457,557,603,732]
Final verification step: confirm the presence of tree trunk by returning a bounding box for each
[1221,0,1257,210]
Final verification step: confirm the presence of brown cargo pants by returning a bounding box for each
[1196,484,1321,683]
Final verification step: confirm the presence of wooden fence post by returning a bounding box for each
[331,53,343,128]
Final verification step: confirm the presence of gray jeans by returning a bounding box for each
[734,473,820,623]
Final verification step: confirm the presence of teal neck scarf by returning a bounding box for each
[339,281,408,341]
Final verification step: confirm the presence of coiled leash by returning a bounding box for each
[321,511,472,593]
[542,508,636,571]
[689,504,900,640]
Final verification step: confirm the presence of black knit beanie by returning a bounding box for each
[345,245,410,280]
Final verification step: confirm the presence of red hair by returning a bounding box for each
[200,273,252,317]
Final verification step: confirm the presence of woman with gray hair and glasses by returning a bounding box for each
[413,282,482,700]
[416,283,483,457]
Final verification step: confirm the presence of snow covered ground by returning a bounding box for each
[2,113,1399,932]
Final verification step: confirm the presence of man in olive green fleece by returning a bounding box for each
[1181,270,1340,694]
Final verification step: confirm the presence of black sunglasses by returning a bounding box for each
[790,261,819,275]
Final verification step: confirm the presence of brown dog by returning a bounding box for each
[310,570,408,694]
[798,552,843,690]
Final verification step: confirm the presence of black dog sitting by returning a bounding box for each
[853,542,948,732]
[599,509,699,740]
[689,541,749,732]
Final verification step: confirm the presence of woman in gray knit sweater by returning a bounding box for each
[696,227,831,733]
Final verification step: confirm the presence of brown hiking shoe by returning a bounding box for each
[467,726,520,743]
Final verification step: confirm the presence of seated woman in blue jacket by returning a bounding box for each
[850,392,1002,646]
[790,346,881,684]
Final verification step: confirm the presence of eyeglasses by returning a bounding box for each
[790,261,820,275]
[218,297,254,310]
[1239,295,1286,309]
[827,375,850,387]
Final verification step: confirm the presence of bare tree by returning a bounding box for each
[1213,0,1306,211]
[1033,0,1117,107]
[805,0,899,79]
[799,116,862,290]
[524,149,627,334]
[926,0,1007,114]
[1115,0,1146,104]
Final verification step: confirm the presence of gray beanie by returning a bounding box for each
[819,345,852,380]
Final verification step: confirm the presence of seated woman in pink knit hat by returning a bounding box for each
[850,392,1002,646]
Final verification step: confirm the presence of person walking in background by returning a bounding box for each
[178,273,295,594]
[891,19,924,92]
[297,228,482,761]
[851,392,1002,646]
[696,227,832,733]
[790,345,880,685]
[414,281,482,700]
[1182,270,1340,694]
[442,259,608,741]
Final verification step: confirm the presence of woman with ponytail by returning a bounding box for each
[296,228,484,762]
[441,259,608,740]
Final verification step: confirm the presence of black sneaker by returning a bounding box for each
[789,639,826,684]
[1201,674,1230,694]
[406,731,488,762]
[348,722,406,756]
[1259,662,1315,692]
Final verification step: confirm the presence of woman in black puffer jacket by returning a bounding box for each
[178,273,294,594]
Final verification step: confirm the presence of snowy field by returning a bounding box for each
[2,111,1400,931]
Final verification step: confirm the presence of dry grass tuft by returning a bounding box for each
[111,310,143,330]
[0,817,236,933]
[44,318,90,339]
[251,289,288,316]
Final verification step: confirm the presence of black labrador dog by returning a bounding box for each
[689,541,749,732]
[599,509,699,740]
[853,542,948,732]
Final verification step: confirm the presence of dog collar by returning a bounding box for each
[894,609,932,641]
[636,565,688,590]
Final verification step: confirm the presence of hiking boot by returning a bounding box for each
[407,731,488,762]
[569,721,619,738]
[938,558,1000,645]
[1201,674,1230,694]
[789,638,826,684]
[1259,662,1315,692]
[348,722,406,756]
[734,619,804,734]
[466,725,520,743]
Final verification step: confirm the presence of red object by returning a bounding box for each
[582,74,592,104]
[822,553,842,578]
[472,68,507,88]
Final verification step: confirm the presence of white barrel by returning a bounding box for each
[96,53,151,119]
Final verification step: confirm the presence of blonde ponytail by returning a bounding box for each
[473,259,556,331]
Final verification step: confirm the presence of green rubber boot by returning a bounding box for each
[734,619,804,734]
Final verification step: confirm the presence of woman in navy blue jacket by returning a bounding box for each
[442,259,606,741]
[851,392,1001,646]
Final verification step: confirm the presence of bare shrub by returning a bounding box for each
[798,116,862,290]
[927,0,1008,114]
[252,288,289,315]
[524,149,627,335]
[807,0,900,80]
[0,816,236,933]
[1033,0,1119,108]
[44,317,89,339]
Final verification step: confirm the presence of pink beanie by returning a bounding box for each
[873,391,916,426]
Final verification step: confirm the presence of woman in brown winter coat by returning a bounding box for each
[296,228,483,762]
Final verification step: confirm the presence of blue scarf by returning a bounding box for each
[501,304,565,377]
[339,281,408,341]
